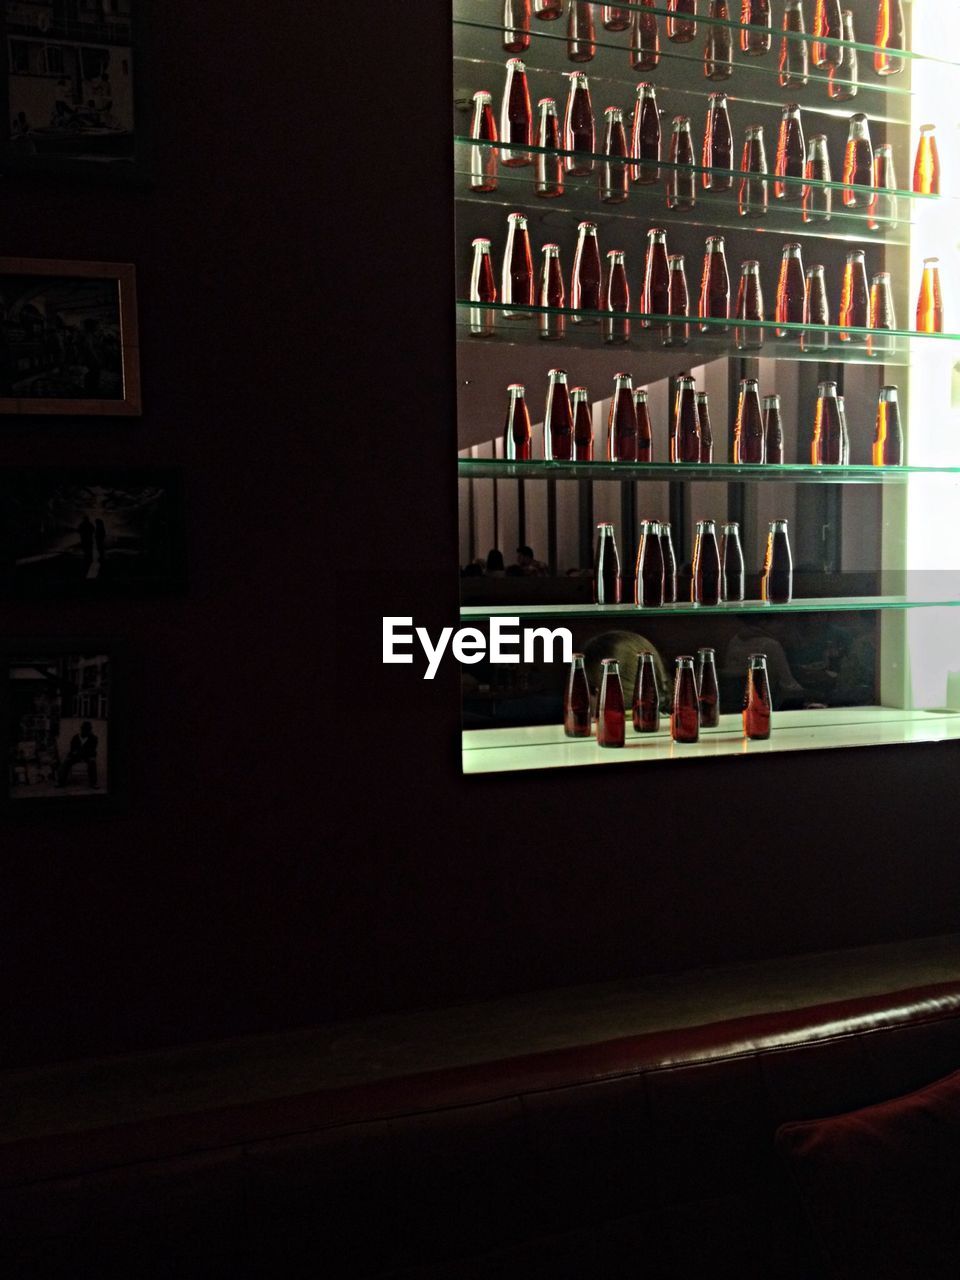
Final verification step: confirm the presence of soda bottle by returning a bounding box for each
[697,392,714,462]
[812,0,844,67]
[469,92,499,193]
[594,521,622,603]
[811,381,843,464]
[913,125,941,196]
[739,124,769,218]
[828,10,858,101]
[775,105,805,201]
[667,253,690,347]
[697,648,721,727]
[874,0,905,76]
[635,388,655,462]
[661,521,677,600]
[775,242,805,339]
[721,522,745,601]
[837,393,850,465]
[667,0,698,43]
[567,1,597,61]
[564,72,595,176]
[564,653,593,737]
[604,249,631,344]
[603,5,632,31]
[500,58,533,167]
[802,263,829,351]
[704,1,733,80]
[667,116,697,211]
[608,372,640,460]
[733,378,765,463]
[597,659,626,747]
[573,386,594,459]
[672,657,701,743]
[842,114,874,207]
[839,249,869,341]
[699,235,730,332]
[693,519,722,605]
[633,652,661,733]
[571,221,602,321]
[779,0,809,88]
[761,520,793,603]
[631,0,661,70]
[504,384,533,459]
[631,83,661,185]
[741,0,772,55]
[736,260,765,351]
[538,243,565,340]
[873,385,904,466]
[635,519,665,606]
[674,374,701,462]
[534,0,563,17]
[764,394,784,463]
[600,107,629,203]
[502,212,534,318]
[535,98,564,197]
[916,258,944,334]
[869,144,898,231]
[642,228,671,328]
[544,368,575,460]
[469,237,497,338]
[504,0,532,52]
[802,134,832,224]
[743,655,772,739]
[868,272,896,357]
[703,92,733,191]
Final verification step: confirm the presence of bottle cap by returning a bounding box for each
[677,374,696,387]
[677,656,695,667]
[508,383,525,393]
[661,520,672,531]
[817,380,838,394]
[769,519,789,531]
[472,237,492,247]
[740,377,760,388]
[607,249,626,259]
[876,143,894,156]
[806,264,826,276]
[648,227,667,239]
[696,392,709,403]
[668,253,686,266]
[506,58,527,70]
[706,235,726,246]
[880,385,899,400]
[597,521,615,532]
[633,388,649,401]
[695,519,717,532]
[548,368,568,379]
[748,654,769,666]
[537,96,558,110]
[698,648,717,657]
[601,658,620,669]
[604,106,624,118]
[783,242,803,254]
[542,242,560,252]
[846,249,866,260]
[672,114,691,127]
[763,394,781,407]
[507,211,528,225]
[741,260,761,272]
[924,257,941,266]
[721,522,740,534]
[567,70,589,84]
[782,103,801,115]
[640,518,658,530]
[920,123,936,133]
[614,372,632,382]
[746,124,765,137]
[871,272,892,284]
[571,385,589,399]
[472,90,492,102]
[636,82,657,96]
[571,652,585,660]
[578,220,598,231]
[709,92,729,105]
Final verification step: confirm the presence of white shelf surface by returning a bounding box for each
[462,707,960,775]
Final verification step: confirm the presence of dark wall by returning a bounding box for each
[3,3,959,1071]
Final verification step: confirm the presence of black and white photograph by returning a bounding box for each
[2,468,185,596]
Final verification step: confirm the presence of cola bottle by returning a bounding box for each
[535,98,564,198]
[469,237,497,338]
[544,368,574,460]
[538,243,565,340]
[672,657,701,743]
[597,659,626,748]
[914,125,941,196]
[571,221,602,321]
[668,0,698,43]
[674,374,701,462]
[693,519,722,605]
[697,392,714,463]
[667,254,690,347]
[741,0,772,55]
[739,124,769,218]
[743,654,772,739]
[603,5,631,31]
[839,250,869,341]
[634,388,654,462]
[837,393,850,465]
[803,134,832,223]
[572,387,594,459]
[633,652,661,733]
[811,380,843,464]
[721,522,745,601]
[604,249,631,344]
[764,394,784,463]
[534,0,564,17]
[703,92,733,191]
[874,0,906,76]
[564,72,595,175]
[873,385,904,466]
[842,114,874,207]
[594,521,622,603]
[504,384,533,459]
[812,0,844,67]
[600,107,629,203]
[564,653,592,737]
[699,235,730,332]
[500,58,533,166]
[761,520,793,603]
[828,10,858,101]
[697,648,721,727]
[916,258,944,334]
[868,272,896,357]
[775,105,805,201]
[567,1,597,61]
[736,260,765,351]
[802,263,829,351]
[779,0,809,88]
[776,242,805,339]
[661,521,678,600]
[504,0,532,52]
[642,228,671,328]
[733,378,765,463]
[631,83,661,185]
[704,1,733,80]
[631,0,661,70]
[469,92,499,193]
[869,144,898,231]
[608,372,640,460]
[667,116,697,211]
[502,212,534,318]
[635,519,665,606]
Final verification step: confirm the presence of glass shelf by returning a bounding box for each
[458,460,960,485]
[460,597,960,624]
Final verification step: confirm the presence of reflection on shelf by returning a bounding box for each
[457,460,960,485]
[460,597,960,623]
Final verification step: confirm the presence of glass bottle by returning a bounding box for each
[600,106,629,203]
[828,10,858,101]
[567,1,597,61]
[564,72,595,175]
[869,145,898,232]
[534,0,564,17]
[667,0,698,43]
[469,92,499,193]
[743,654,772,739]
[635,519,665,606]
[597,659,626,748]
[917,258,944,334]
[697,648,721,727]
[874,0,905,76]
[761,520,793,603]
[504,384,533,459]
[642,228,671,328]
[674,374,701,462]
[661,521,677,601]
[544,368,574,460]
[564,654,592,738]
[764,394,784,463]
[693,519,722,605]
[802,263,829,351]
[571,221,602,321]
[775,105,805,201]
[608,372,639,460]
[811,381,843,464]
[736,260,765,351]
[535,98,564,198]
[839,249,869,341]
[672,657,701,743]
[500,58,533,167]
[868,272,896,357]
[733,378,765,463]
[667,253,690,347]
[704,1,733,80]
[502,212,534,317]
[913,125,941,196]
[779,0,809,88]
[538,243,565,340]
[739,124,769,218]
[812,0,844,67]
[842,114,874,207]
[697,392,714,463]
[667,116,697,211]
[802,134,832,224]
[603,5,631,31]
[631,0,661,70]
[503,0,532,52]
[837,394,850,465]
[699,235,730,332]
[703,92,733,191]
[572,387,594,460]
[741,0,772,55]
[634,652,660,733]
[775,242,805,339]
[594,521,622,603]
[873,385,904,466]
[634,388,654,462]
[604,249,631,344]
[469,237,497,339]
[721,522,745,601]
[631,83,661,185]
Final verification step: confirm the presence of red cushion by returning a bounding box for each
[776,1066,960,1280]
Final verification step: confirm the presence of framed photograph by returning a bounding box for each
[0,258,140,415]
[0,467,186,597]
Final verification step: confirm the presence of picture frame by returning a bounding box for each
[0,257,140,415]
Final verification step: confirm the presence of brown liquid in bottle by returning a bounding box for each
[604,249,631,345]
[635,521,665,607]
[544,368,574,461]
[503,0,531,54]
[761,521,793,603]
[764,395,784,464]
[721,523,744,601]
[699,236,730,332]
[594,523,622,604]
[642,229,671,328]
[741,0,772,54]
[842,114,874,208]
[802,264,829,351]
[635,390,654,463]
[775,242,805,338]
[736,261,765,351]
[572,388,594,461]
[674,377,701,462]
[667,254,690,348]
[697,648,721,727]
[535,99,564,198]
[739,126,769,218]
[811,381,842,464]
[603,5,632,32]
[874,0,905,76]
[500,59,533,167]
[469,237,497,339]
[502,212,534,317]
[504,384,532,460]
[634,653,661,733]
[697,392,714,463]
[774,106,805,201]
[916,258,944,334]
[538,243,565,341]
[704,1,733,80]
[534,0,563,15]
[914,126,941,196]
[667,0,697,43]
[703,93,733,190]
[632,0,661,70]
[873,386,904,466]
[693,521,722,605]
[839,251,869,341]
[608,374,640,461]
[743,656,772,739]
[672,658,701,743]
[469,92,499,193]
[632,85,661,185]
[733,379,765,463]
[564,73,595,176]
[812,0,844,67]
[564,654,592,737]
[779,0,809,87]
[660,523,677,602]
[567,1,597,61]
[572,221,602,319]
[600,108,629,204]
[667,116,697,211]
[597,660,626,748]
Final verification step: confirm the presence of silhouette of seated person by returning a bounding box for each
[485,549,505,577]
[506,545,548,577]
[582,630,672,717]
[56,721,99,789]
